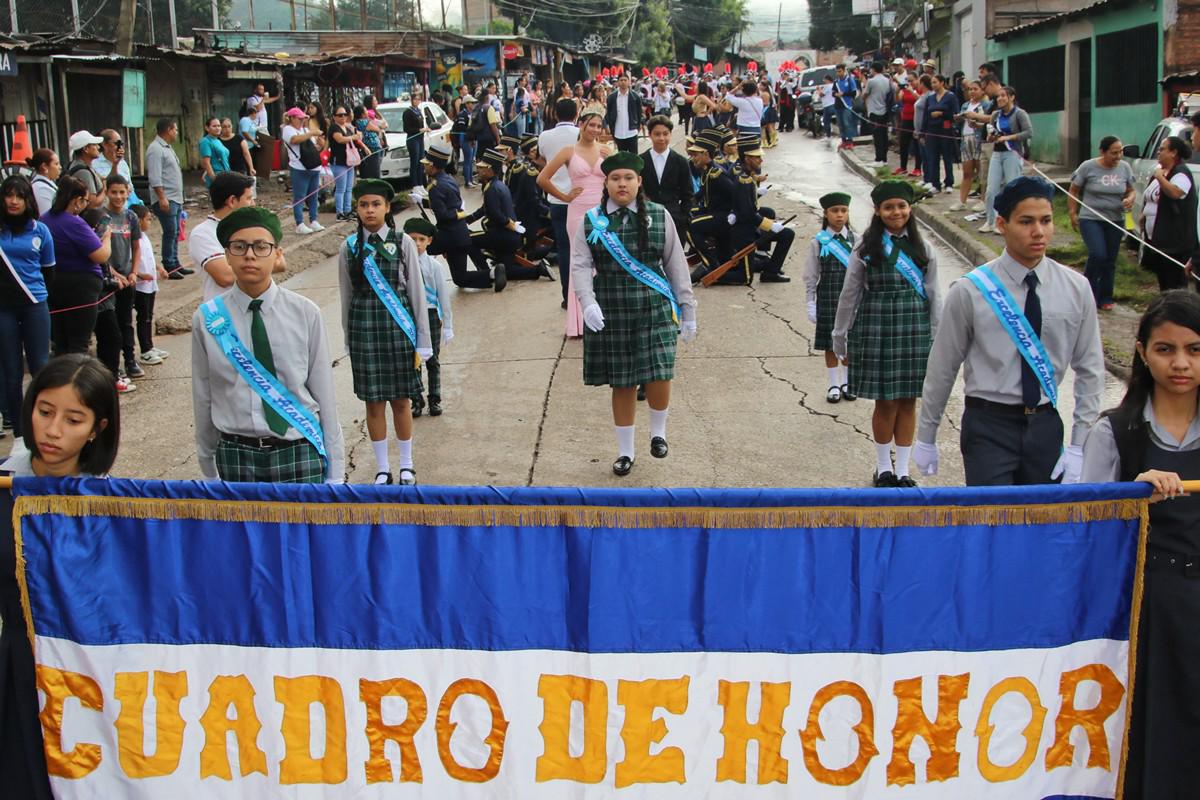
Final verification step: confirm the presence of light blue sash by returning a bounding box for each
[964,264,1058,407]
[815,230,851,268]
[585,206,681,324]
[424,282,441,320]
[201,296,328,462]
[691,174,701,194]
[350,233,420,361]
[882,233,927,300]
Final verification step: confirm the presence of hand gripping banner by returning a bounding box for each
[8,478,1149,798]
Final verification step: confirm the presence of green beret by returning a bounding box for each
[216,207,283,247]
[820,192,852,209]
[870,180,916,206]
[403,217,436,237]
[601,151,644,175]
[352,179,395,202]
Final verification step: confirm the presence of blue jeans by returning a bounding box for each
[151,200,182,268]
[0,301,50,437]
[290,167,320,225]
[461,139,476,185]
[1079,218,1125,307]
[408,137,425,187]
[550,203,570,303]
[821,106,835,137]
[836,103,857,142]
[923,134,955,191]
[985,149,1025,226]
[332,165,354,214]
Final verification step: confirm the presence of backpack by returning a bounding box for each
[452,106,470,134]
[469,104,491,140]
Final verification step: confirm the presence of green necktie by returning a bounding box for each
[248,298,289,436]
[368,232,388,260]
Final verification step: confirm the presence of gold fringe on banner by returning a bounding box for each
[13,493,1147,531]
[1115,505,1151,800]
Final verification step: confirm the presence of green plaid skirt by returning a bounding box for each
[582,271,678,388]
[847,285,932,400]
[215,437,325,483]
[813,256,847,352]
[347,280,424,403]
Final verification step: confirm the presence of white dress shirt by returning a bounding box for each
[538,122,579,206]
[191,281,345,481]
[649,148,669,182]
[614,91,636,140]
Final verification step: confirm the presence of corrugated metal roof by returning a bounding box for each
[992,0,1117,40]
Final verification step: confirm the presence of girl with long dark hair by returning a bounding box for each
[41,176,111,357]
[832,180,941,486]
[571,151,697,476]
[1081,290,1200,798]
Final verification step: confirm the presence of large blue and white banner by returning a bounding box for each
[12,479,1147,798]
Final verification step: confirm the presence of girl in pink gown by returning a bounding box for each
[564,154,606,336]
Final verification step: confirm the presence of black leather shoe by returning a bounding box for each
[612,456,634,476]
[561,300,568,309]
[374,471,393,485]
[896,475,918,488]
[398,467,417,485]
[873,470,899,488]
[650,437,668,458]
[539,262,556,281]
[637,385,646,402]
[760,272,791,283]
[689,266,708,285]
[411,399,424,418]
[428,398,442,416]
[841,384,857,401]
[168,272,185,280]
[178,267,195,275]
[493,264,507,292]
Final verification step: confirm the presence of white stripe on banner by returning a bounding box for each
[37,637,1127,798]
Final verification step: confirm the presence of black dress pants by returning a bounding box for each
[959,400,1063,486]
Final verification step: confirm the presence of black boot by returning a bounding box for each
[428,395,443,416]
[411,396,424,418]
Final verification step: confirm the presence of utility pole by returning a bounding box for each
[359,0,366,28]
[115,0,137,55]
[211,0,219,27]
[166,0,178,46]
[8,0,17,33]
[70,0,80,35]
[776,3,782,49]
[440,0,447,29]
[248,0,256,29]
[416,0,424,29]
[329,0,336,30]
[290,0,297,29]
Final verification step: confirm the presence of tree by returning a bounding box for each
[631,0,673,66]
[808,0,876,52]
[668,0,746,63]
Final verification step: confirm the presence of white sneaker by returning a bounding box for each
[970,201,985,212]
[942,186,955,194]
[150,347,170,359]
[947,201,965,211]
[308,220,325,232]
[977,222,995,234]
[116,377,137,394]
[139,351,163,365]
[919,182,935,192]
[296,223,314,235]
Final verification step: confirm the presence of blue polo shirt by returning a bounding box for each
[0,219,55,304]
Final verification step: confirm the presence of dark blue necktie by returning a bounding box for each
[1021,271,1042,410]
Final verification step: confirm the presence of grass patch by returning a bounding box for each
[1045,194,1158,309]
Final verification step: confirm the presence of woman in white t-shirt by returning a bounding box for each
[281,107,324,235]
[723,80,765,136]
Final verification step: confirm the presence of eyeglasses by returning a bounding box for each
[335,112,348,116]
[227,240,277,257]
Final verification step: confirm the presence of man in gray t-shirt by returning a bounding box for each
[863,62,894,164]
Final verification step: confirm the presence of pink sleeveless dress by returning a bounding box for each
[565,151,606,338]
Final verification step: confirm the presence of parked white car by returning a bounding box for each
[375,101,454,185]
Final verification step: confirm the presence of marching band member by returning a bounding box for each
[411,141,492,290]
[730,134,792,283]
[686,129,737,284]
[192,207,345,484]
[466,148,528,284]
[805,192,857,402]
[833,180,941,487]
[572,152,697,476]
[915,176,1104,485]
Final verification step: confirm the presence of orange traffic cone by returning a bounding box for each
[6,115,32,165]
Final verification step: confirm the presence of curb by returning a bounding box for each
[838,149,1132,382]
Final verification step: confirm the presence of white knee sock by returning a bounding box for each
[839,365,848,386]
[397,437,414,470]
[827,367,840,388]
[875,440,894,474]
[649,408,669,439]
[371,439,389,475]
[894,445,912,477]
[615,425,635,459]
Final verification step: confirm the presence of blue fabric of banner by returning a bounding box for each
[15,479,1146,656]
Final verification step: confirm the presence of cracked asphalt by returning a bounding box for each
[4,131,1124,488]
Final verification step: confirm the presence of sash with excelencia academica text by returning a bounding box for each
[815,230,851,268]
[200,296,328,460]
[965,264,1058,407]
[882,232,927,300]
[351,233,421,364]
[585,205,680,324]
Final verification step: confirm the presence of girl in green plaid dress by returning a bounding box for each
[571,152,698,477]
[832,180,941,488]
[338,179,432,485]
[805,192,857,404]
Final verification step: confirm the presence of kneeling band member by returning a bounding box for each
[412,141,492,290]
[467,147,531,287]
[731,134,792,283]
[686,130,736,283]
[914,176,1105,485]
[571,151,698,476]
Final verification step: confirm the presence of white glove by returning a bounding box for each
[442,327,454,345]
[807,300,818,323]
[582,303,605,332]
[459,201,466,212]
[770,221,784,234]
[410,186,428,202]
[727,213,737,225]
[416,347,434,362]
[913,440,940,476]
[1051,445,1084,484]
[514,222,526,234]
[680,319,697,342]
[757,186,768,197]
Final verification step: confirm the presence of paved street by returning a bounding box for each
[2,131,1124,488]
